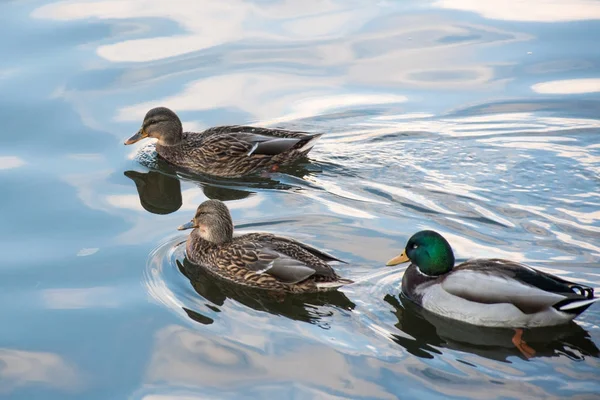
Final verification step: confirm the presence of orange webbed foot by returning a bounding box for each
[512,328,536,359]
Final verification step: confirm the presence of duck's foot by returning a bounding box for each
[512,328,536,359]
[258,165,279,178]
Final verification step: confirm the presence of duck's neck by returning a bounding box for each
[156,119,184,146]
[191,225,233,245]
[188,232,212,251]
[402,264,438,303]
[157,131,183,147]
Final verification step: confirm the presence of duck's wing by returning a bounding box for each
[242,233,347,263]
[441,259,596,314]
[199,129,321,157]
[275,236,347,263]
[222,242,317,284]
[203,125,311,139]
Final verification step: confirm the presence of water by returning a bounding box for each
[1,0,600,398]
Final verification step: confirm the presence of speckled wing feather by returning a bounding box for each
[190,133,254,158]
[216,241,317,284]
[202,125,310,139]
[241,233,347,264]
[197,131,315,158]
[229,234,340,280]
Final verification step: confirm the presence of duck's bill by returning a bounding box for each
[386,251,409,266]
[124,129,146,145]
[177,221,195,231]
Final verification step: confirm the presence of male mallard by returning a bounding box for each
[124,107,322,178]
[387,230,599,329]
[177,200,352,293]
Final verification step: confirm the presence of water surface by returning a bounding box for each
[1,0,600,399]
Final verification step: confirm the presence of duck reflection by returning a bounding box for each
[177,259,355,327]
[124,168,256,214]
[124,170,183,215]
[199,182,254,202]
[125,155,322,214]
[174,157,321,194]
[385,294,600,361]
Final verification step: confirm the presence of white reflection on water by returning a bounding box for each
[367,112,600,137]
[0,156,25,170]
[0,348,82,393]
[76,247,99,256]
[300,190,377,219]
[435,0,600,22]
[479,135,600,176]
[33,0,524,103]
[32,0,378,62]
[135,395,214,400]
[260,93,408,125]
[532,78,600,94]
[366,181,455,215]
[135,323,564,399]
[115,73,407,123]
[106,194,145,211]
[142,324,396,399]
[41,286,121,309]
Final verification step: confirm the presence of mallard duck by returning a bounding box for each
[177,200,352,293]
[124,107,322,178]
[387,230,599,328]
[387,230,599,356]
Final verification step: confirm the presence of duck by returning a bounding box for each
[386,230,599,354]
[177,199,352,293]
[124,107,322,178]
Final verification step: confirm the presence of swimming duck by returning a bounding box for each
[124,107,322,178]
[387,230,599,329]
[178,200,352,293]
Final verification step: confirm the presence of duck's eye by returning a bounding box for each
[145,119,162,127]
[412,244,418,249]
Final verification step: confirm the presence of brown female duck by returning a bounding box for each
[124,107,322,178]
[178,200,352,293]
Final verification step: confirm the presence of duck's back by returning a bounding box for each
[201,125,310,139]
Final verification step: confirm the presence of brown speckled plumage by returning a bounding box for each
[125,107,322,178]
[179,200,352,293]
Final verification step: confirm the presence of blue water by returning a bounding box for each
[1,1,600,399]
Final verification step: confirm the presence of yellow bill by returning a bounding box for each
[386,251,409,266]
[124,128,147,145]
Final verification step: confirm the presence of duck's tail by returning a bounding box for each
[316,278,354,290]
[557,296,600,314]
[297,133,323,153]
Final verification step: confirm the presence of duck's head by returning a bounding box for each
[124,107,183,146]
[386,230,455,276]
[177,200,234,244]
